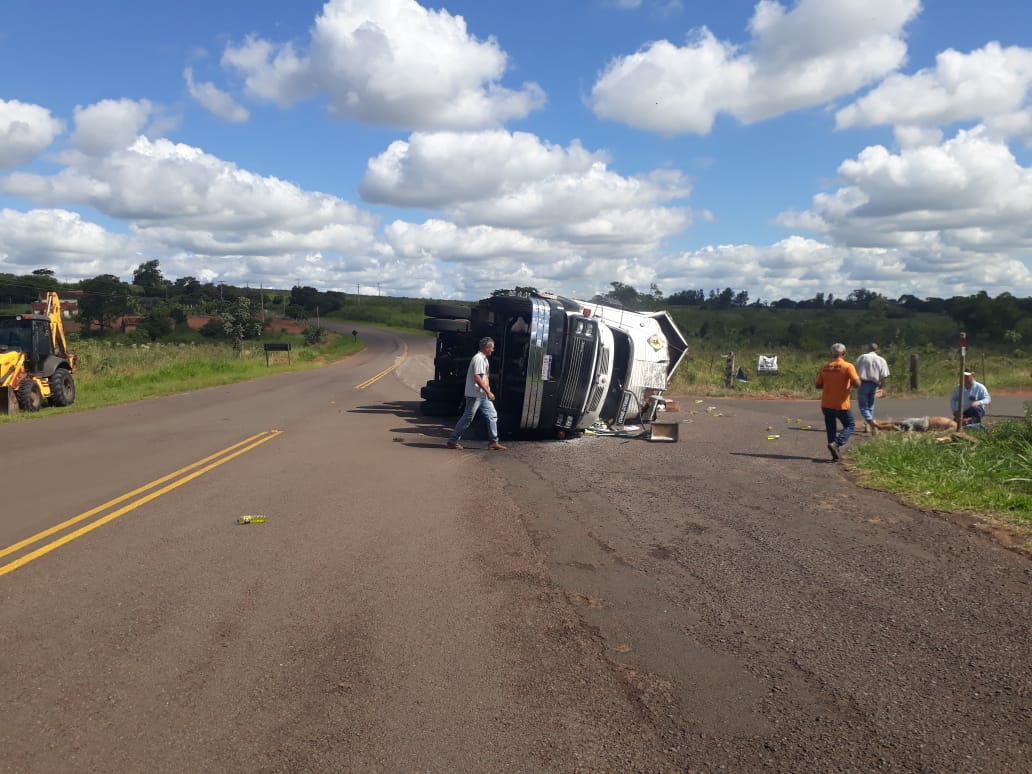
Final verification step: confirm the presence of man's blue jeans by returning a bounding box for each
[857,381,878,422]
[449,395,499,443]
[822,407,855,446]
[962,405,986,424]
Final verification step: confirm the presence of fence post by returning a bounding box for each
[724,352,735,389]
[956,332,967,431]
[910,354,919,391]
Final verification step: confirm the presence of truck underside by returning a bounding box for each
[421,292,688,439]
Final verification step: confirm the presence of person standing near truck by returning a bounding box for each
[446,337,507,450]
[854,342,890,434]
[816,343,861,462]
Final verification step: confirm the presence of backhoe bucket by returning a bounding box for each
[0,386,17,415]
[648,422,679,442]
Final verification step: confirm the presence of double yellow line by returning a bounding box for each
[0,430,283,578]
[354,340,409,390]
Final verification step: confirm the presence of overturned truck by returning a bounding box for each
[420,291,688,438]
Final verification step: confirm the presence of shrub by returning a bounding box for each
[303,326,325,345]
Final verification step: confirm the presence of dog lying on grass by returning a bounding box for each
[871,416,959,432]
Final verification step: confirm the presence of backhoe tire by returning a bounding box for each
[16,380,42,412]
[48,367,75,407]
[424,303,472,320]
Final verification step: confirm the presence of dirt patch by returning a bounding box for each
[185,315,305,334]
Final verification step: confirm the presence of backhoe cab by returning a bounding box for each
[0,292,77,414]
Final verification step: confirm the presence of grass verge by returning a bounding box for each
[0,332,363,421]
[850,410,1032,539]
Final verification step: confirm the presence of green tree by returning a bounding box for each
[132,259,169,297]
[491,286,539,297]
[138,308,173,341]
[590,281,645,308]
[667,289,705,305]
[77,275,133,331]
[220,297,263,351]
[714,287,735,309]
[290,285,321,312]
[173,276,202,302]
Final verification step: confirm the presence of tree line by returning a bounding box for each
[0,262,350,338]
[2,266,1029,344]
[591,282,1030,343]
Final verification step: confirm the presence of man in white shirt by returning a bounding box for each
[446,337,507,450]
[854,343,890,434]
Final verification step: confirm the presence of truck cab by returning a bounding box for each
[574,301,689,425]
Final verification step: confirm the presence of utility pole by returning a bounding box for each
[260,283,265,320]
[356,283,361,304]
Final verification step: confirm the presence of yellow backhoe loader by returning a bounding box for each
[0,292,78,414]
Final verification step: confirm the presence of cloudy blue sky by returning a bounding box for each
[1,0,1030,302]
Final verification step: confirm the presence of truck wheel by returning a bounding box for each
[424,318,470,333]
[48,367,75,407]
[421,383,463,402]
[16,380,42,412]
[424,303,471,320]
[420,400,462,417]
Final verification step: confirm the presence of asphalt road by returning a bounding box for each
[1,329,1029,773]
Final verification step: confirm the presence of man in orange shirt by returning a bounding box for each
[816,342,861,461]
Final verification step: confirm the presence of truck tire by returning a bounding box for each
[421,383,463,402]
[48,367,75,407]
[420,400,462,417]
[424,303,471,320]
[424,318,470,333]
[16,380,42,412]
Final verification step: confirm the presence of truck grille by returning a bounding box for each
[559,335,594,410]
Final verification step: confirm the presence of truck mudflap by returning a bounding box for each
[0,385,16,415]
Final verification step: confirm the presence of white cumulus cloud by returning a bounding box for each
[70,98,154,156]
[184,67,250,123]
[836,42,1032,133]
[0,208,139,279]
[221,0,546,130]
[0,100,65,168]
[590,0,920,134]
[361,129,691,251]
[777,127,1032,291]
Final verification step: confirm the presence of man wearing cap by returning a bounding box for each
[854,343,890,434]
[816,342,861,461]
[950,370,992,426]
